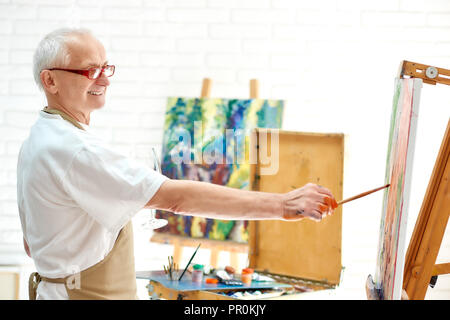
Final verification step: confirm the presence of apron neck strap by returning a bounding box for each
[42,107,85,131]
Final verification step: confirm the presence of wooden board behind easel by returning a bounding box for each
[249,129,344,284]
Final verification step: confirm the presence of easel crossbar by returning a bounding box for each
[432,263,450,276]
[400,60,450,85]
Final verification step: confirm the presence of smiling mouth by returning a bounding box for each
[87,90,103,96]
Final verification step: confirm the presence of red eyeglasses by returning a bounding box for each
[47,65,115,80]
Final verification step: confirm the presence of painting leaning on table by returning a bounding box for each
[155,97,284,243]
[374,78,422,300]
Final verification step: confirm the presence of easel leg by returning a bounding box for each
[403,120,450,300]
[230,252,239,271]
[173,241,183,267]
[365,274,380,300]
[210,249,219,268]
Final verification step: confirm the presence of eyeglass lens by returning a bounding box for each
[89,66,114,79]
[89,68,101,79]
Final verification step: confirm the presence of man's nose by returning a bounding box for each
[95,72,110,86]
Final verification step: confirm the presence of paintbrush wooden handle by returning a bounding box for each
[178,243,201,281]
[338,184,390,206]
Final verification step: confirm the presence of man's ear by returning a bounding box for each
[40,70,58,94]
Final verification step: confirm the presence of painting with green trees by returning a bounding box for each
[154,97,284,242]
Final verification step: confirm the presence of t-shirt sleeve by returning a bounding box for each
[62,144,169,234]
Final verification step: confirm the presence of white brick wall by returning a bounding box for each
[1,0,449,299]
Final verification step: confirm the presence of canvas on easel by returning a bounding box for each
[374,77,423,300]
[367,61,450,300]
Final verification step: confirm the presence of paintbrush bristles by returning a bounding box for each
[338,184,390,206]
[164,256,177,280]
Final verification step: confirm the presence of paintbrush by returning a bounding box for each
[178,243,201,281]
[164,256,176,280]
[337,184,390,206]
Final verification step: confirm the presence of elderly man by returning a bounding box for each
[17,28,338,300]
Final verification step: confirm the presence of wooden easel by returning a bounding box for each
[367,61,450,299]
[150,78,261,270]
[201,78,259,99]
[402,120,449,299]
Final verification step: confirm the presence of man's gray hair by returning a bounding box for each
[33,27,92,91]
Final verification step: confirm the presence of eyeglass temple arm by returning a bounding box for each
[49,68,91,78]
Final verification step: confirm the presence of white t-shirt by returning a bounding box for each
[17,110,168,300]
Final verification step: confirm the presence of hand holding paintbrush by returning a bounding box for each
[285,183,390,221]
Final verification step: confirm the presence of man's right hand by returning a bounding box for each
[281,183,338,222]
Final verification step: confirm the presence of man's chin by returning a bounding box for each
[89,99,106,110]
[94,103,105,109]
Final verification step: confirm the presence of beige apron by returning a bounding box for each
[28,107,138,300]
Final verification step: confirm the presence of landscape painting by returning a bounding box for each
[155,97,284,243]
